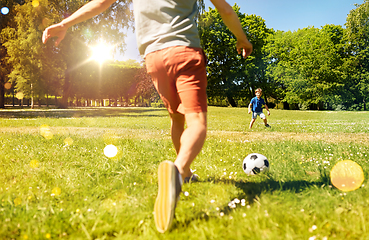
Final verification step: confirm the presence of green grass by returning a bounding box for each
[0,107,368,239]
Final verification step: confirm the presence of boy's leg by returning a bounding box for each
[249,118,256,129]
[263,118,268,125]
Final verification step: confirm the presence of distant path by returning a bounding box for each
[0,126,368,145]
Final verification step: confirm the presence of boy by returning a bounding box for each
[248,88,270,129]
[42,0,253,233]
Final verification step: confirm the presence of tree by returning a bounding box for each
[134,66,157,106]
[198,5,273,107]
[0,0,25,108]
[2,0,134,108]
[265,26,346,109]
[344,0,369,110]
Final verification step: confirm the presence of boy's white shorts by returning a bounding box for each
[252,112,266,119]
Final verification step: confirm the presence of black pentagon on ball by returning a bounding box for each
[243,163,247,170]
[252,167,261,174]
[264,160,269,168]
[250,155,258,160]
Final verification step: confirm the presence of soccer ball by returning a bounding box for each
[242,153,270,175]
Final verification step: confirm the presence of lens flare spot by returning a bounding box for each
[30,160,39,168]
[52,187,61,196]
[104,144,118,158]
[100,198,117,211]
[1,7,9,15]
[32,0,39,7]
[16,92,24,100]
[64,137,74,146]
[14,197,22,206]
[40,125,53,140]
[42,18,50,27]
[4,82,11,90]
[330,160,364,192]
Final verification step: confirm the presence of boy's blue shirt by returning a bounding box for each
[250,97,265,112]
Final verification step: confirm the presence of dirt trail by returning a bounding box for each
[1,126,368,144]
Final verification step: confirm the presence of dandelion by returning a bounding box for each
[52,187,61,196]
[45,233,51,239]
[30,160,39,169]
[184,191,189,197]
[220,212,224,217]
[14,197,22,206]
[64,137,74,146]
[76,209,80,213]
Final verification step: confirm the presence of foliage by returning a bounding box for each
[199,5,273,107]
[2,0,134,108]
[0,0,25,108]
[344,0,369,110]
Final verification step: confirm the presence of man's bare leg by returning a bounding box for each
[170,112,207,181]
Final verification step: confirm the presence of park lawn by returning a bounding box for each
[0,107,368,240]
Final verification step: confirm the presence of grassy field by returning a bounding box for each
[0,107,368,240]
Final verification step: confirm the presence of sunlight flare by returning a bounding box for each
[330,160,364,192]
[104,144,118,158]
[90,42,113,64]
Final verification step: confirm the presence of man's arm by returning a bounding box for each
[210,0,253,58]
[42,0,116,46]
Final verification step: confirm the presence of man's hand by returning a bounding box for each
[42,23,68,46]
[267,111,270,116]
[237,38,253,59]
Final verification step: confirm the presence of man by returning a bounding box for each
[42,0,253,233]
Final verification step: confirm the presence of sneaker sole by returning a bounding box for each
[154,161,177,233]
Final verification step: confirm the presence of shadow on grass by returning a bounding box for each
[0,107,167,119]
[174,172,331,230]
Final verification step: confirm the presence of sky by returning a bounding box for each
[116,0,363,62]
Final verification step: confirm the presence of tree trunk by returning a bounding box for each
[0,77,4,108]
[283,102,290,110]
[60,69,71,109]
[227,95,237,107]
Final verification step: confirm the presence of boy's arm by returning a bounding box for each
[42,0,117,46]
[210,0,253,58]
[248,103,252,114]
[264,104,270,116]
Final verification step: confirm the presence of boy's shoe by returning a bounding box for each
[154,161,182,233]
[265,124,271,128]
[184,173,199,183]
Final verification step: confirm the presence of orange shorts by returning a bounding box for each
[145,46,208,114]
